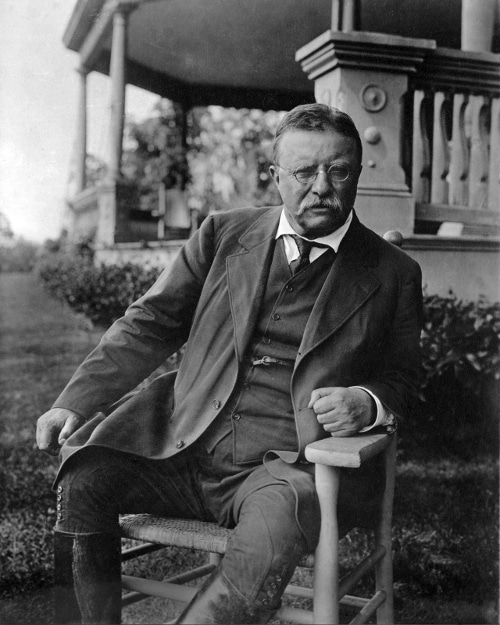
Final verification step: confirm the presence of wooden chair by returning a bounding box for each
[119,431,397,624]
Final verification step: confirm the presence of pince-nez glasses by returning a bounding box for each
[274,163,352,185]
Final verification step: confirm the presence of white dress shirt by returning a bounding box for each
[275,209,388,432]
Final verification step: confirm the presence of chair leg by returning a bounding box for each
[312,464,341,625]
[375,436,396,625]
[375,545,394,624]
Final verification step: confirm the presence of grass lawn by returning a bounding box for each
[0,272,498,624]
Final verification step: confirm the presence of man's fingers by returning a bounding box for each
[36,408,83,455]
[36,425,61,456]
[315,409,338,423]
[36,419,55,451]
[308,387,338,409]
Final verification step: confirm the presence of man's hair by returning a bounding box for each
[272,103,363,167]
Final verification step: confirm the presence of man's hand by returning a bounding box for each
[36,408,86,455]
[308,387,375,437]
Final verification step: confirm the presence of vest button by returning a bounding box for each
[176,440,185,449]
[262,337,271,345]
[212,399,221,409]
[232,413,241,421]
[271,313,280,320]
[242,383,250,391]
[285,285,294,292]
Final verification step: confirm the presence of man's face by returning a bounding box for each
[270,129,362,238]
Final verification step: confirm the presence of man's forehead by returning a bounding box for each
[277,129,359,160]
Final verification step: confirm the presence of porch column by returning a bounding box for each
[330,0,359,32]
[75,67,88,193]
[108,3,135,181]
[96,2,137,249]
[461,0,497,52]
[296,32,435,236]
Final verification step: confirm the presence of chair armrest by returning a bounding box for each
[304,432,390,468]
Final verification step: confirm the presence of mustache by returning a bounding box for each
[300,194,344,212]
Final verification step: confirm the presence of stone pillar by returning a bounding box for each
[296,31,435,236]
[75,67,88,193]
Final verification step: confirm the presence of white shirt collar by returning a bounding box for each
[275,208,353,253]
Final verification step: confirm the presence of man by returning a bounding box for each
[37,104,423,624]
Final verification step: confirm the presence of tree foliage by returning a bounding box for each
[101,100,285,217]
[186,106,283,216]
[122,100,189,212]
[0,239,39,273]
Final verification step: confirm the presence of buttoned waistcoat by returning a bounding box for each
[55,206,423,471]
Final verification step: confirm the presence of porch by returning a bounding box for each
[63,0,500,300]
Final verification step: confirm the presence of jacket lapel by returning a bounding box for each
[226,207,281,359]
[298,215,381,360]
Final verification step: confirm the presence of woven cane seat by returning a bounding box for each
[119,514,315,568]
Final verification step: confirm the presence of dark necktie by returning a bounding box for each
[290,235,314,275]
[289,235,332,275]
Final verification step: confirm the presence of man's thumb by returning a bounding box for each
[308,387,334,408]
[58,414,82,445]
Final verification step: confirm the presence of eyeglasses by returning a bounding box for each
[274,163,352,185]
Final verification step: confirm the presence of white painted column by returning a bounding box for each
[461,0,496,52]
[342,0,356,31]
[75,67,88,192]
[108,6,132,181]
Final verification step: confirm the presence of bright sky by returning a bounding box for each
[0,0,157,242]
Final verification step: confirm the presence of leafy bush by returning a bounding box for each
[37,253,161,327]
[420,293,500,395]
[402,293,500,455]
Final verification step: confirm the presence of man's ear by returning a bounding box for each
[269,164,280,186]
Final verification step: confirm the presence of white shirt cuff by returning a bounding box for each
[352,386,388,432]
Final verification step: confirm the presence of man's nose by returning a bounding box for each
[311,170,332,195]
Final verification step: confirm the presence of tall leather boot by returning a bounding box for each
[54,531,81,624]
[54,530,122,624]
[175,567,277,625]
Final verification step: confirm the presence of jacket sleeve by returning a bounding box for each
[51,215,218,419]
[361,260,423,421]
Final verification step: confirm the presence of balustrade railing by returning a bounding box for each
[409,47,500,236]
[69,186,100,243]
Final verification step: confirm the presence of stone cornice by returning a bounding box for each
[403,234,500,252]
[296,30,436,80]
[412,47,500,96]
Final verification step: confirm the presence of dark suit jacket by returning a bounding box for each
[55,206,423,469]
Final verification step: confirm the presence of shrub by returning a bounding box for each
[420,293,500,395]
[37,253,161,327]
[403,293,500,456]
